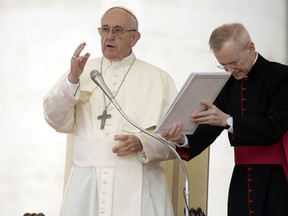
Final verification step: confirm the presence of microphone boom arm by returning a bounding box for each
[91,70,191,216]
[110,99,191,216]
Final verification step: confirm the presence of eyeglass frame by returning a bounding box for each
[216,45,250,71]
[98,26,137,37]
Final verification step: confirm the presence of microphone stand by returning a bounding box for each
[90,70,205,216]
[109,98,191,216]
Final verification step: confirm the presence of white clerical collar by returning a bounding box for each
[112,60,120,69]
[253,52,258,66]
[107,52,135,69]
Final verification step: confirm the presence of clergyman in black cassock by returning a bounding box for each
[161,23,288,216]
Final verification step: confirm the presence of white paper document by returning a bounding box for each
[154,72,230,134]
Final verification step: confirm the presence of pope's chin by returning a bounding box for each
[103,50,118,60]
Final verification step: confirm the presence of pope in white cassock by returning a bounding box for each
[43,6,178,216]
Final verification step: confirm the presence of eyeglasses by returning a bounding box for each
[216,49,249,71]
[216,60,240,70]
[98,26,136,37]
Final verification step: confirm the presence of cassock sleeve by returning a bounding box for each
[43,73,78,133]
[135,128,177,163]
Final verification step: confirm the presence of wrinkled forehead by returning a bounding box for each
[214,40,243,63]
[216,39,242,54]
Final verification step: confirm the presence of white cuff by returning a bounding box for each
[176,135,189,148]
[66,78,80,97]
[226,117,234,133]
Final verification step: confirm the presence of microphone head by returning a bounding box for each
[90,69,113,100]
[90,70,101,81]
[90,70,104,87]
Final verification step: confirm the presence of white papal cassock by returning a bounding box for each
[43,53,178,216]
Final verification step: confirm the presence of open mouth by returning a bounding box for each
[105,43,116,48]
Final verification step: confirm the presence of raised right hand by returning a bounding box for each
[68,42,90,83]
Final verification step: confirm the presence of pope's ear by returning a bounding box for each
[131,32,141,46]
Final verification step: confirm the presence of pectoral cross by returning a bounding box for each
[97,109,112,129]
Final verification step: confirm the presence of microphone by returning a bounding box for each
[90,70,121,110]
[90,69,192,216]
[90,70,113,100]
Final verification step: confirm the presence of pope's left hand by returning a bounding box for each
[112,134,143,156]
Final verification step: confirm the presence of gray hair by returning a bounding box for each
[209,23,251,52]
